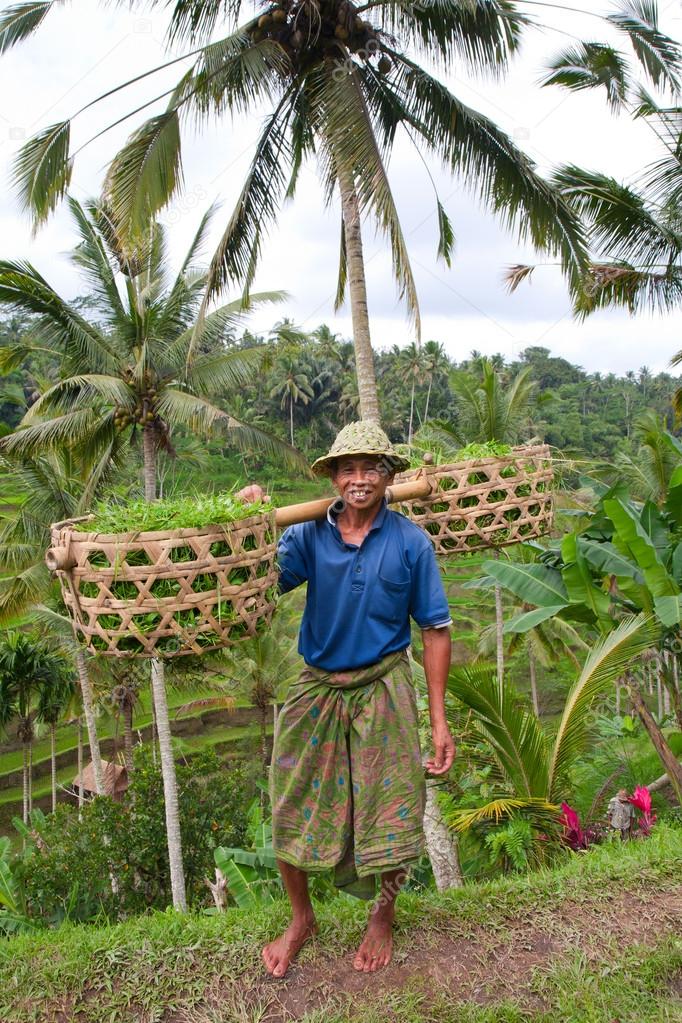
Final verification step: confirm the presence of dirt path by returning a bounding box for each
[185,887,682,1022]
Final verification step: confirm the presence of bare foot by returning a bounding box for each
[352,906,395,972]
[262,915,317,978]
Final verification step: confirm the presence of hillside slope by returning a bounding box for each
[2,828,681,1023]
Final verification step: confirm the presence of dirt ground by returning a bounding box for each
[173,886,682,1022]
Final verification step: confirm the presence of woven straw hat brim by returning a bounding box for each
[311,447,410,477]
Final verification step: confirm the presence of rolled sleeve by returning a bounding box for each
[409,546,451,629]
[277,525,309,594]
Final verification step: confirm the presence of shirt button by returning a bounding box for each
[356,565,362,572]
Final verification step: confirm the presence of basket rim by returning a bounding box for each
[398,442,551,477]
[49,509,276,544]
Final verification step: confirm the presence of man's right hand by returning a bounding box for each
[237,483,270,503]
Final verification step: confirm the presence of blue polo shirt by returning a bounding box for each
[277,501,451,671]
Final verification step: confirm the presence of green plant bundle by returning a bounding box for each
[453,441,515,461]
[75,493,273,535]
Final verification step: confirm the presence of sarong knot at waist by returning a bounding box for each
[301,649,408,691]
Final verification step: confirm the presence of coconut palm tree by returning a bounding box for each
[0,632,70,824]
[2,1,592,423]
[396,342,426,444]
[0,198,297,477]
[269,352,314,445]
[421,340,450,424]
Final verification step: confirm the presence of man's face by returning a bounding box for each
[331,456,393,512]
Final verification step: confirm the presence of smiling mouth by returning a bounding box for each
[348,489,371,500]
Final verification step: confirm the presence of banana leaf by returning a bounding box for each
[560,533,612,626]
[603,498,679,601]
[482,560,568,607]
[503,605,567,634]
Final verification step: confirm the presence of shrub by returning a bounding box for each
[15,746,251,924]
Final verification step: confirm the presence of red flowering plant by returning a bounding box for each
[629,786,657,836]
[558,803,604,851]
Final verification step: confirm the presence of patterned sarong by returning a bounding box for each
[270,649,425,899]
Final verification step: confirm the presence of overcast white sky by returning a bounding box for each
[1,0,681,375]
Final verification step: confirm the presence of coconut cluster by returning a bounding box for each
[247,0,392,72]
[113,371,159,430]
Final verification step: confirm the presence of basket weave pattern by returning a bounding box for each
[50,513,278,658]
[397,445,554,554]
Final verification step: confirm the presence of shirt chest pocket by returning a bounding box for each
[372,572,411,624]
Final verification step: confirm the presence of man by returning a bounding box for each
[607,788,635,840]
[239,422,454,977]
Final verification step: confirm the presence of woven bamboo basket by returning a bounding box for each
[48,512,278,659]
[396,444,554,554]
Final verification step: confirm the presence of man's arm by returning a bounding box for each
[421,627,455,776]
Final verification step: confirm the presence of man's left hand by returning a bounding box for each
[425,721,455,776]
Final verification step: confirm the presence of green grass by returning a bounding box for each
[1,825,680,1023]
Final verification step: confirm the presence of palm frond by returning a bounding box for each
[380,54,587,285]
[381,0,528,73]
[552,165,679,268]
[199,85,296,311]
[541,42,630,111]
[13,120,72,228]
[0,408,99,458]
[24,375,133,419]
[0,563,52,625]
[444,797,559,833]
[184,346,269,395]
[447,664,549,798]
[66,198,128,327]
[0,2,58,54]
[547,613,659,800]
[104,110,183,241]
[161,0,243,44]
[0,260,119,373]
[607,0,682,94]
[312,61,421,334]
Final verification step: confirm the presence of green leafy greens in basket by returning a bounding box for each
[75,492,273,535]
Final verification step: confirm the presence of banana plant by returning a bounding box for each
[445,614,659,834]
[214,798,280,909]
[476,477,682,633]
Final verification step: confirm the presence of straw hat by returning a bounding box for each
[311,421,410,477]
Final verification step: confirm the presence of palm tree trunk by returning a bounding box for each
[289,396,294,446]
[422,774,462,890]
[408,379,416,444]
[529,648,539,716]
[123,701,134,775]
[50,722,57,813]
[657,665,664,718]
[77,717,84,814]
[150,658,187,911]
[143,424,187,910]
[28,743,32,814]
[627,677,682,804]
[494,568,504,685]
[424,377,433,423]
[76,650,104,795]
[337,165,380,423]
[615,678,621,716]
[142,425,156,502]
[150,697,157,766]
[22,741,29,826]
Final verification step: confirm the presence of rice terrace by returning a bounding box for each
[0,2,681,1021]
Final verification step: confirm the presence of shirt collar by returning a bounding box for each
[326,497,389,533]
